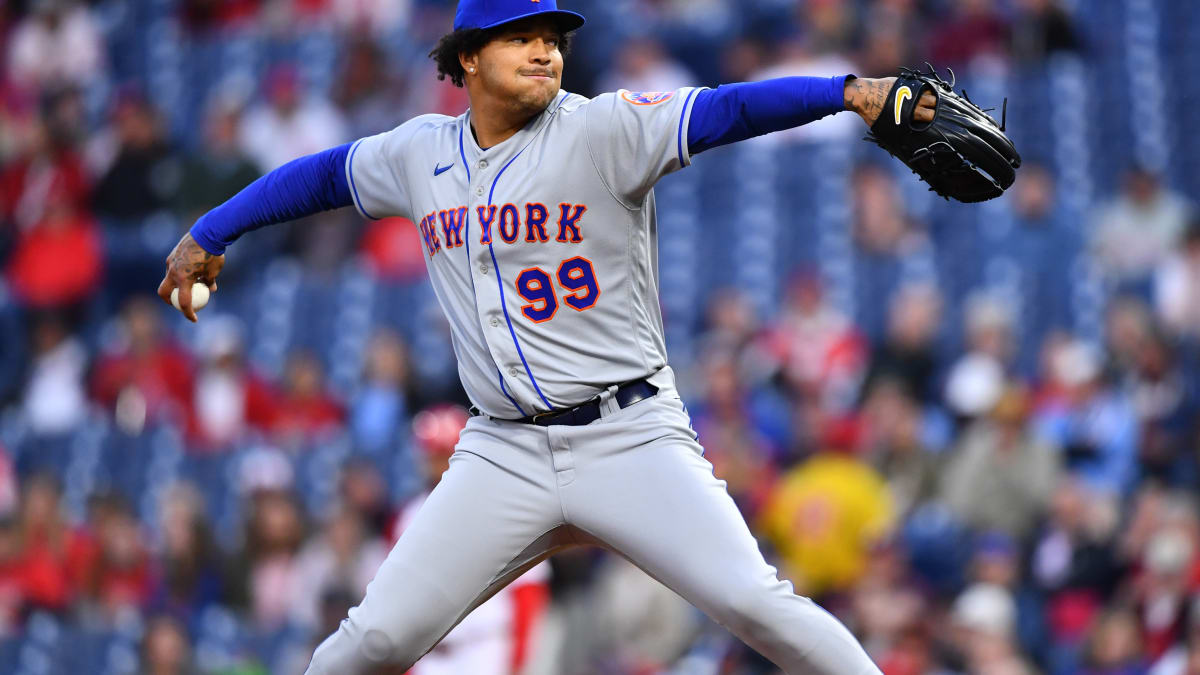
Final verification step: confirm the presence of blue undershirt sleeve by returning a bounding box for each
[687,75,853,155]
[189,142,355,255]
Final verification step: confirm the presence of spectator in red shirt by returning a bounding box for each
[766,273,867,413]
[359,215,426,282]
[91,499,152,618]
[14,474,74,613]
[0,116,89,231]
[5,174,102,313]
[272,349,344,446]
[90,295,195,434]
[69,494,152,621]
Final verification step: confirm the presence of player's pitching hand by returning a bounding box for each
[844,76,937,127]
[158,232,224,323]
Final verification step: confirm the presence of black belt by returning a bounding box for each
[472,379,658,427]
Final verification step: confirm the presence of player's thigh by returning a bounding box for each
[347,441,563,657]
[565,437,767,612]
[561,399,754,594]
[561,401,880,673]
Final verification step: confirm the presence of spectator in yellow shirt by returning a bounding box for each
[758,418,895,597]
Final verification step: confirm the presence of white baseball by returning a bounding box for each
[171,282,211,312]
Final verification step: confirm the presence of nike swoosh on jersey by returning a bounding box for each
[434,163,454,176]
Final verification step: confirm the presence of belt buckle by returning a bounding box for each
[531,394,598,425]
[530,410,558,424]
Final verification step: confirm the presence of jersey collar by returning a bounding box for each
[460,90,570,159]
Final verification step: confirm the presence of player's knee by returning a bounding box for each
[361,606,454,667]
[307,616,409,674]
[360,627,397,663]
[713,581,775,635]
[357,616,436,667]
[719,573,817,635]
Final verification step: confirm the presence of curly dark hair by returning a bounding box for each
[429,21,574,88]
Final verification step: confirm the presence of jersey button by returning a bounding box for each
[479,160,488,169]
[475,186,484,196]
[479,263,488,274]
[508,367,519,377]
[490,317,500,327]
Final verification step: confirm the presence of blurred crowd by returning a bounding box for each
[2,0,1200,674]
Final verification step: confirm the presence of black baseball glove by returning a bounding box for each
[866,65,1021,203]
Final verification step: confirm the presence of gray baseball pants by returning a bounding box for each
[305,383,881,674]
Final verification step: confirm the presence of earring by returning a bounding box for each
[469,67,476,73]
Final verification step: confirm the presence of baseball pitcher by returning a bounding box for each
[158,1,1018,672]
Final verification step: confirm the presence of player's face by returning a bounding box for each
[474,19,565,112]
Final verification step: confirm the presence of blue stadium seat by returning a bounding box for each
[0,637,19,675]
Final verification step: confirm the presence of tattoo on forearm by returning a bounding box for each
[845,78,893,125]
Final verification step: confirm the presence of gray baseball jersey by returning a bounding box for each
[344,88,700,417]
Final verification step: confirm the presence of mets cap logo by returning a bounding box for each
[621,90,675,106]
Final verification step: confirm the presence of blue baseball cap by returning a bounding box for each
[453,0,585,33]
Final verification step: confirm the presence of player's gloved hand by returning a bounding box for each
[158,232,224,323]
[844,66,1021,203]
[844,76,937,127]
